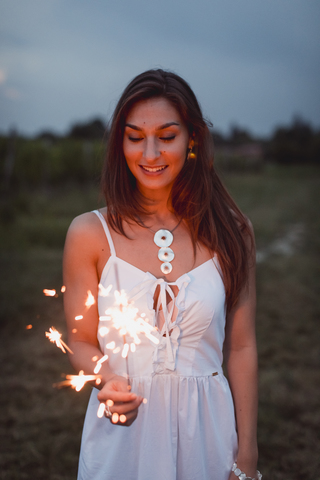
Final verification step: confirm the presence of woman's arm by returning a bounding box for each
[224,226,259,479]
[63,213,143,425]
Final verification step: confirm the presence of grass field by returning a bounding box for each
[0,164,319,479]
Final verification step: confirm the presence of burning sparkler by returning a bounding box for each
[45,326,73,354]
[101,264,159,384]
[53,370,101,391]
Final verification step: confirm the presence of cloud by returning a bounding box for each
[0,69,6,84]
[0,0,319,135]
[4,87,22,100]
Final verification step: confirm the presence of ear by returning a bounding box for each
[188,136,195,150]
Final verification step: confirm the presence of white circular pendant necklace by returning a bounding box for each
[139,218,182,275]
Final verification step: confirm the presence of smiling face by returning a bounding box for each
[123,97,192,198]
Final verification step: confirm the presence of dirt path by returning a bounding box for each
[256,223,305,263]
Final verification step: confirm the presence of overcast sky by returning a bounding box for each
[0,0,319,137]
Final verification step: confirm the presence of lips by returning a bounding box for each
[140,165,168,173]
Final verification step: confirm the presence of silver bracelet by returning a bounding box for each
[232,462,262,480]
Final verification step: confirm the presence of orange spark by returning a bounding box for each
[61,285,66,293]
[53,370,101,392]
[45,327,73,354]
[98,283,113,297]
[97,403,105,418]
[119,414,127,423]
[26,324,33,330]
[85,290,95,308]
[111,412,119,423]
[93,354,109,374]
[43,289,56,297]
[98,326,109,337]
[121,343,129,358]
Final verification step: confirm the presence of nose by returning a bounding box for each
[143,137,160,163]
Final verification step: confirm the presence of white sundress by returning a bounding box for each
[77,210,238,480]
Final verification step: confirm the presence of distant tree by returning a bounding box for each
[211,129,227,147]
[67,118,107,141]
[228,125,253,146]
[268,117,318,164]
[36,131,61,143]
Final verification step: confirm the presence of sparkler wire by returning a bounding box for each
[114,262,130,386]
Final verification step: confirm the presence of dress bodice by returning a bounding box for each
[94,210,227,379]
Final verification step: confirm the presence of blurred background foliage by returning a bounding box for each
[1,115,320,196]
[0,118,319,479]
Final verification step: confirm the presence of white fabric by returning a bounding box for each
[77,210,238,480]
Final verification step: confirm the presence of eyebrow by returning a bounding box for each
[125,121,180,131]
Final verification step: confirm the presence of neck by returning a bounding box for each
[137,187,175,223]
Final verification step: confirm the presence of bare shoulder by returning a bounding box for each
[64,211,108,262]
[67,211,101,235]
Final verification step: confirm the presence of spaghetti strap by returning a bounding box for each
[92,210,116,256]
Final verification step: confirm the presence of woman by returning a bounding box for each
[63,69,261,480]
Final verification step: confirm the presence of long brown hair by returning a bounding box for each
[101,69,254,313]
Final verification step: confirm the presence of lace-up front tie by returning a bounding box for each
[128,273,191,373]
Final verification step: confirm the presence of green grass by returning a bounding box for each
[1,165,320,479]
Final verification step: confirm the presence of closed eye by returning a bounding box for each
[159,135,176,141]
[128,137,143,142]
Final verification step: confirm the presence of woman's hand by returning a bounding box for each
[97,375,144,427]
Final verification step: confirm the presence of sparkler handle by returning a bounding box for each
[122,333,130,386]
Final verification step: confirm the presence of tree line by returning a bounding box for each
[0,116,319,191]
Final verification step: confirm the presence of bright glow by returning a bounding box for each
[85,290,95,308]
[121,343,129,358]
[130,343,136,353]
[26,324,33,330]
[119,414,127,423]
[45,327,73,354]
[43,289,56,297]
[75,315,83,321]
[97,403,105,418]
[106,341,116,350]
[105,290,159,345]
[61,286,66,293]
[99,283,113,297]
[53,370,100,391]
[111,412,119,423]
[99,327,109,337]
[106,399,114,407]
[93,354,109,374]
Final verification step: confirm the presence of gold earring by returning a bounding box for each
[188,147,196,160]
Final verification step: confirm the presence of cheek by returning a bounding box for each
[123,142,140,163]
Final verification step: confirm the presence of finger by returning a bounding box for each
[97,390,139,403]
[110,397,143,415]
[110,408,138,426]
